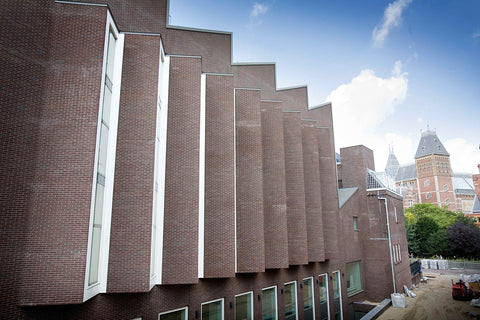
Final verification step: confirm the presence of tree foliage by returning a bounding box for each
[405,203,478,258]
[447,222,480,258]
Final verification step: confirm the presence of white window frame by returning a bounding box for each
[150,39,170,288]
[332,270,343,320]
[353,216,358,231]
[201,298,224,320]
[302,277,315,320]
[284,281,298,320]
[159,307,188,320]
[318,273,330,320]
[235,291,254,320]
[84,10,124,302]
[424,179,430,187]
[346,261,363,297]
[262,286,278,320]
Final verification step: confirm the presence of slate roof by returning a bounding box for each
[385,151,400,177]
[473,195,480,213]
[452,174,474,190]
[395,163,417,182]
[415,130,449,158]
[338,187,358,208]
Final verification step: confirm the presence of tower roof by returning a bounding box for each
[385,148,400,177]
[414,129,449,159]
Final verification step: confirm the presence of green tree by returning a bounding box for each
[447,221,480,258]
[405,203,461,257]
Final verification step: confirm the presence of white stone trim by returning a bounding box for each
[84,10,123,302]
[198,74,206,279]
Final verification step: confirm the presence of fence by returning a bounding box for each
[420,259,480,273]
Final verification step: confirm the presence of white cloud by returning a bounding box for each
[372,0,413,48]
[250,3,268,18]
[445,138,480,173]
[248,3,269,28]
[326,61,408,163]
[473,31,480,39]
[417,117,423,123]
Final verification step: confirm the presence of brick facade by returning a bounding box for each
[1,1,411,319]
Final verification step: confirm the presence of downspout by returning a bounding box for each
[378,192,396,293]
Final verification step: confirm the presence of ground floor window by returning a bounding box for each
[159,307,187,320]
[202,299,223,320]
[303,277,314,320]
[332,271,342,320]
[346,261,362,296]
[235,292,253,320]
[319,274,329,320]
[262,286,277,320]
[284,281,297,320]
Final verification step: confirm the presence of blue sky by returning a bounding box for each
[169,0,480,173]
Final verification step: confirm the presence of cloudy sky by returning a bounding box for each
[169,0,480,173]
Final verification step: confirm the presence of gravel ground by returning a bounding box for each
[377,269,480,320]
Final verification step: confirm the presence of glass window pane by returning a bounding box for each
[97,123,109,176]
[284,282,297,320]
[94,182,104,226]
[160,309,186,320]
[262,287,277,320]
[319,275,329,320]
[346,261,362,296]
[106,32,116,79]
[88,226,101,285]
[202,300,222,320]
[235,293,252,320]
[102,86,112,125]
[303,278,314,320]
[319,275,328,303]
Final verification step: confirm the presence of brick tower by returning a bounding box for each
[414,129,456,211]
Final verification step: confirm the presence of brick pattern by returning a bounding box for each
[16,3,107,306]
[260,101,289,269]
[62,0,168,33]
[2,1,413,317]
[340,145,375,190]
[317,126,340,259]
[232,64,277,100]
[1,0,54,313]
[203,74,236,278]
[165,29,232,74]
[162,56,201,284]
[235,89,265,273]
[301,120,325,262]
[107,34,160,293]
[283,112,308,265]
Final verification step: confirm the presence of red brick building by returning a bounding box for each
[470,165,480,229]
[387,130,476,213]
[0,1,410,319]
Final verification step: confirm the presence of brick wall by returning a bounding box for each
[283,111,309,265]
[19,3,107,305]
[162,56,201,284]
[235,88,265,273]
[302,120,326,262]
[261,100,289,269]
[107,34,160,293]
[203,74,236,278]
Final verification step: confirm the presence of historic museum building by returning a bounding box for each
[0,1,411,319]
[386,129,476,213]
